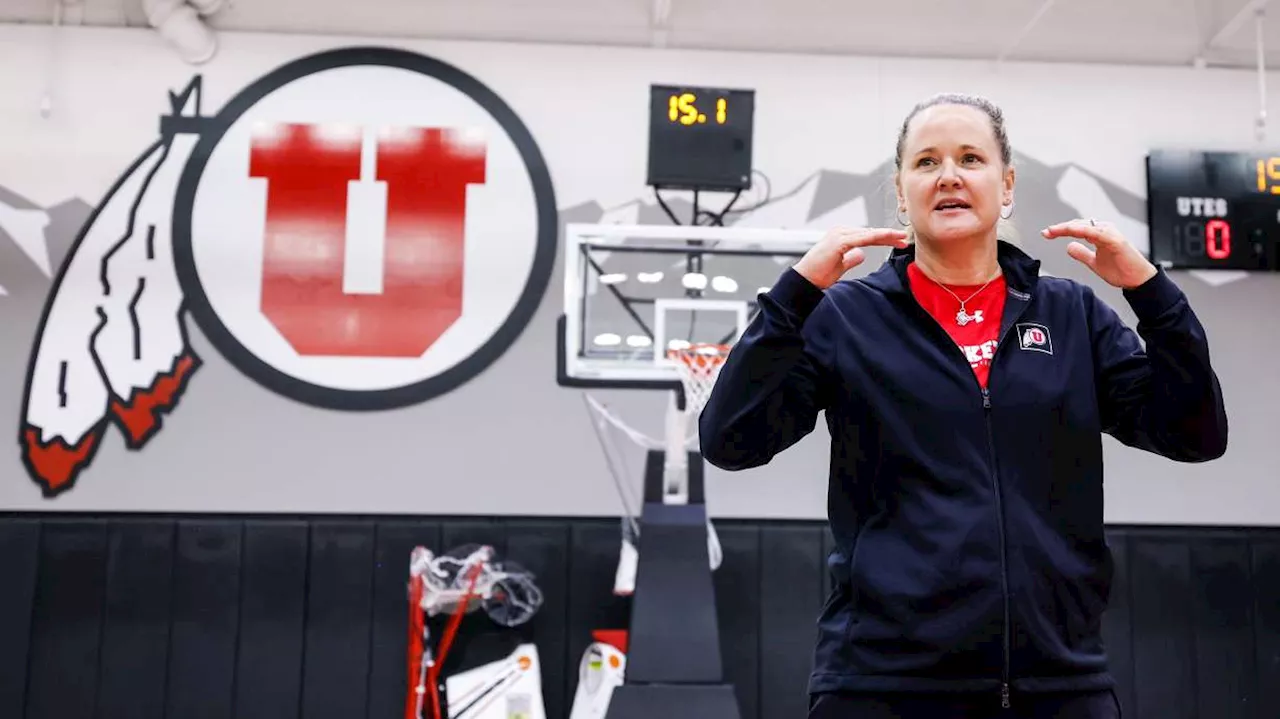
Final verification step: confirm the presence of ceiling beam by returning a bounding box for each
[995,0,1058,63]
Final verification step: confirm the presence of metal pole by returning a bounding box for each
[1257,7,1268,142]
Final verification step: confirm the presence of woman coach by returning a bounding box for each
[698,93,1228,718]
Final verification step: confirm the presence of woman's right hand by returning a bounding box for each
[793,227,910,290]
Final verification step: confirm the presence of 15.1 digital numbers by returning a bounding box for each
[668,92,728,126]
[1257,156,1280,194]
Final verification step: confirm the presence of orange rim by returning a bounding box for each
[667,343,731,366]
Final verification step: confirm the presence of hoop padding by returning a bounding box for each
[668,343,731,415]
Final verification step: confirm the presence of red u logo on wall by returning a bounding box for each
[249,123,487,358]
[173,47,558,412]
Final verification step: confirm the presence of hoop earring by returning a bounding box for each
[896,209,911,227]
[1000,202,1014,220]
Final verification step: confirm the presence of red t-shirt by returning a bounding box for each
[906,262,1006,388]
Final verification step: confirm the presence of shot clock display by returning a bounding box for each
[646,84,755,192]
[667,91,730,126]
[1146,149,1277,271]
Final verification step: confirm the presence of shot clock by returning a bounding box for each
[646,84,755,192]
[1146,149,1277,271]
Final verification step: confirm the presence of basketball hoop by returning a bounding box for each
[668,343,732,416]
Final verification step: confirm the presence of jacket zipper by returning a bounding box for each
[982,313,1028,710]
[983,384,1012,709]
[907,291,1029,710]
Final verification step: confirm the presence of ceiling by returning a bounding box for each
[4,0,1280,71]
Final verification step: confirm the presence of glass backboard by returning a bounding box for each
[556,222,821,397]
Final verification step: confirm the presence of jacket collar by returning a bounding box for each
[860,239,1041,298]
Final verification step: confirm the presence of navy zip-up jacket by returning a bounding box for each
[699,241,1227,702]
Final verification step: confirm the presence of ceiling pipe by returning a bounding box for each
[996,0,1057,64]
[1256,7,1268,142]
[1205,0,1272,51]
[651,0,672,48]
[142,0,229,65]
[40,0,65,118]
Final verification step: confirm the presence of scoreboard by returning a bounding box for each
[646,84,755,192]
[1146,149,1278,271]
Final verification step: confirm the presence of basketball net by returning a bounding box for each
[663,343,731,504]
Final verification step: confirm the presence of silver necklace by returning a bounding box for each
[933,272,1000,326]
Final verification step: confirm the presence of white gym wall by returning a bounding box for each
[0,1,1277,525]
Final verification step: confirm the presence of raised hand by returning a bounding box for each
[1041,219,1157,290]
[794,227,910,290]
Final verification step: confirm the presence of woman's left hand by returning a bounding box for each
[1041,218,1158,290]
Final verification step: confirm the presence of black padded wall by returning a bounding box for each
[0,513,1277,719]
